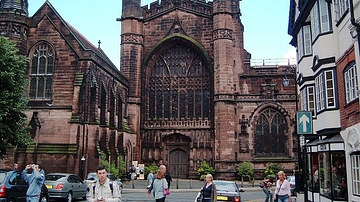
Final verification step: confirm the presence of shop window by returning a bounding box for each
[307,153,319,191]
[319,151,347,199]
[351,153,360,196]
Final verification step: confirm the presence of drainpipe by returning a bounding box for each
[350,0,360,52]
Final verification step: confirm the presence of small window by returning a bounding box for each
[344,61,358,103]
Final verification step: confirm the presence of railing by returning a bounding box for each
[244,58,297,68]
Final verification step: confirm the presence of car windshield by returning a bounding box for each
[287,176,295,182]
[214,181,238,192]
[45,174,66,181]
[0,172,6,184]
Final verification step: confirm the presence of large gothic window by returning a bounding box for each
[29,43,54,100]
[255,108,287,156]
[147,44,210,120]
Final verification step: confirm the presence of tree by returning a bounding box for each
[264,163,282,179]
[197,161,216,180]
[0,36,32,159]
[98,151,126,178]
[237,161,254,187]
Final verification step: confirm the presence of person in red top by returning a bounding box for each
[262,177,274,202]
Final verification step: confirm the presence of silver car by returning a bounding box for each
[44,173,87,202]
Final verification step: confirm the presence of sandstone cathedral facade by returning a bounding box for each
[0,0,298,179]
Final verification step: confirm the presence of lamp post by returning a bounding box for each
[283,65,304,193]
[80,69,96,180]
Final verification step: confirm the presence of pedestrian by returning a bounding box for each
[13,163,18,170]
[146,165,168,202]
[21,164,45,202]
[198,174,217,202]
[165,171,172,190]
[87,165,121,202]
[147,170,154,185]
[261,177,274,202]
[35,164,45,176]
[274,171,292,202]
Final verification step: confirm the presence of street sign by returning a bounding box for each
[297,111,312,134]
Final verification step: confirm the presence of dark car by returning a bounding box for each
[44,173,87,202]
[287,175,296,196]
[0,169,49,202]
[84,172,123,193]
[195,180,244,202]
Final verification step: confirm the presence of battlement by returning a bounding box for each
[141,0,213,19]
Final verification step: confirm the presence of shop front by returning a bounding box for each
[305,135,347,202]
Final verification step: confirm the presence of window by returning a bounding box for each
[351,153,360,196]
[297,25,312,60]
[307,153,319,192]
[255,108,287,157]
[334,0,349,21]
[300,86,315,115]
[315,70,336,113]
[319,151,347,199]
[344,61,358,103]
[147,44,210,120]
[311,0,332,41]
[29,43,54,100]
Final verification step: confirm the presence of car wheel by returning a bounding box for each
[66,192,72,202]
[39,195,48,202]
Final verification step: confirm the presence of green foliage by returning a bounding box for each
[0,36,32,159]
[264,163,283,179]
[237,161,254,178]
[197,161,215,180]
[99,151,126,178]
[145,164,158,176]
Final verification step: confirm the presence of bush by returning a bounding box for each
[145,164,158,177]
[197,161,215,180]
[237,161,254,180]
[264,163,282,179]
[99,151,125,178]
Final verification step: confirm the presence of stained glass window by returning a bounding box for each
[255,108,287,156]
[147,44,210,120]
[29,43,54,99]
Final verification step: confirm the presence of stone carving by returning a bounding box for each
[213,29,233,40]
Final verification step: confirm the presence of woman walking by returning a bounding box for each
[199,174,217,202]
[262,177,274,202]
[147,165,168,202]
[274,171,292,202]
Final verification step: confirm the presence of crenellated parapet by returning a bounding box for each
[141,0,213,20]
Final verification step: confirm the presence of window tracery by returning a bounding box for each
[147,44,210,120]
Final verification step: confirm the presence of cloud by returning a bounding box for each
[284,48,297,65]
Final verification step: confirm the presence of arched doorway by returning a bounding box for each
[169,148,188,178]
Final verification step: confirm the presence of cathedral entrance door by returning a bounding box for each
[169,149,188,178]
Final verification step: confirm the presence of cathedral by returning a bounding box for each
[0,0,298,179]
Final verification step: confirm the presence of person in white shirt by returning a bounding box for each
[274,171,291,202]
[87,165,121,202]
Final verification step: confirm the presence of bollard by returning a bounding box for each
[176,179,179,189]
[132,180,135,189]
[190,179,192,189]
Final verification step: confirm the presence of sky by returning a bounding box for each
[27,0,296,69]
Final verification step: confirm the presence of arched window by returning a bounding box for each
[29,43,54,100]
[147,44,210,120]
[255,108,287,156]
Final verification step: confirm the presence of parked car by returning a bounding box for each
[84,172,123,193]
[194,180,244,202]
[44,173,87,202]
[0,169,49,202]
[287,175,296,196]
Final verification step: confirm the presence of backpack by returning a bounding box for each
[259,181,265,188]
[93,181,113,197]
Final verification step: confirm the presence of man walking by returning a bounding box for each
[87,165,121,202]
[21,164,45,202]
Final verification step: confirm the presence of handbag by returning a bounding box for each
[196,191,203,202]
[162,179,170,195]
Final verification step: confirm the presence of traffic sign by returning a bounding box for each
[297,111,312,134]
